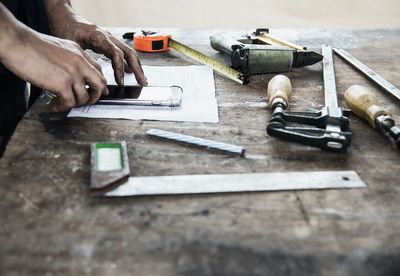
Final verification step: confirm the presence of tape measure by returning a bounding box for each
[133,31,171,52]
[130,31,248,85]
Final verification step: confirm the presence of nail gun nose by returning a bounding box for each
[293,51,324,67]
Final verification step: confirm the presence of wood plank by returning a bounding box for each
[1,28,400,275]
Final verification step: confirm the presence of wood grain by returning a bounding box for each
[0,28,400,276]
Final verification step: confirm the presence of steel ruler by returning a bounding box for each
[333,48,400,101]
[105,170,365,197]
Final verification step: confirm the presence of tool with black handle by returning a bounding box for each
[345,85,400,148]
[266,46,352,151]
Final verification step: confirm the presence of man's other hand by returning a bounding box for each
[45,0,148,87]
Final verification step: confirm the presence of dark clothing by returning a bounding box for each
[0,0,49,148]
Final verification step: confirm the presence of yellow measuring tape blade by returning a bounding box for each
[169,38,248,85]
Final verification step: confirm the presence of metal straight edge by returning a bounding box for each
[146,128,246,156]
[322,45,339,109]
[333,48,400,101]
[168,38,247,85]
[105,170,366,196]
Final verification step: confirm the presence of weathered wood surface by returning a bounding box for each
[1,28,400,276]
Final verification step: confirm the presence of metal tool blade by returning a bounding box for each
[105,170,366,196]
[146,128,245,156]
[333,48,400,101]
[321,45,352,150]
[322,45,339,110]
[322,45,343,136]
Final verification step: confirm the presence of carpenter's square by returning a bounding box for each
[90,141,130,195]
[266,45,352,151]
[123,30,248,84]
[209,28,323,76]
[104,170,366,197]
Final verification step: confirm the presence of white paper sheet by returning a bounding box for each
[68,62,219,123]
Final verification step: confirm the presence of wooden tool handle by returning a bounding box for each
[344,85,390,128]
[267,75,292,109]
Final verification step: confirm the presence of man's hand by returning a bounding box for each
[44,0,148,87]
[0,4,108,112]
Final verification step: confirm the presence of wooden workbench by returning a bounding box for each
[1,28,400,275]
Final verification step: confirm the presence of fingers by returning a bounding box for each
[81,49,108,103]
[101,38,125,86]
[72,81,90,106]
[88,31,125,86]
[50,80,76,112]
[124,60,133,73]
[82,65,108,104]
[82,51,103,74]
[110,36,148,86]
[108,43,125,86]
[85,29,147,86]
[51,61,107,111]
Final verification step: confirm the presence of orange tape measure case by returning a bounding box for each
[133,32,171,53]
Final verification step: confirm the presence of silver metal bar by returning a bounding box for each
[322,45,343,140]
[105,170,366,196]
[322,45,339,109]
[333,48,400,101]
[146,128,245,156]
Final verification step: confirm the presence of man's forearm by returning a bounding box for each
[43,0,91,39]
[43,0,73,20]
[0,3,25,60]
[43,0,72,14]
